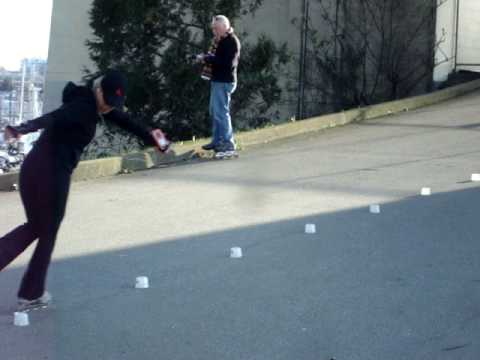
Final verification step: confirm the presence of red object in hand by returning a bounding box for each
[151,129,170,152]
[4,126,21,143]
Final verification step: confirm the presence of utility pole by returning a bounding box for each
[297,0,310,121]
[18,61,26,124]
[8,89,13,124]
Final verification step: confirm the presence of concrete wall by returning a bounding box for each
[44,0,94,113]
[45,1,465,116]
[238,0,330,120]
[237,0,302,120]
[44,0,308,119]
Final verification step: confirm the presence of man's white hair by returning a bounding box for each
[213,15,231,30]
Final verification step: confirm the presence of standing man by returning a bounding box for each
[199,15,241,158]
[0,70,168,311]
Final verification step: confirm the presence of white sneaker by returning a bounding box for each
[215,150,238,159]
[18,291,52,311]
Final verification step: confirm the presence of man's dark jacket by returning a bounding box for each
[206,32,241,83]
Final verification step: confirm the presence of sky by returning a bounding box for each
[0,0,53,71]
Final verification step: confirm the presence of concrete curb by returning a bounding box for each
[0,172,19,191]
[2,79,480,191]
[235,78,480,147]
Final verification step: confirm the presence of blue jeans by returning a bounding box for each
[209,81,236,151]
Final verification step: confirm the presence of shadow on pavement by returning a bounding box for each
[1,186,479,360]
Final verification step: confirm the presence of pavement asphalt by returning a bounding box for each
[1,91,480,360]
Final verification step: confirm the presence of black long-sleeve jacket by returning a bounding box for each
[205,32,241,83]
[8,82,154,173]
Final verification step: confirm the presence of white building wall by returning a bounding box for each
[434,0,480,83]
[434,0,458,82]
[456,0,480,72]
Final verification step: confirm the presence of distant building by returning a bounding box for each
[0,59,45,153]
[0,69,21,125]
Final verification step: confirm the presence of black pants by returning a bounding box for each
[0,144,70,300]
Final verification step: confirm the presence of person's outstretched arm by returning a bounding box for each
[102,109,169,151]
[5,108,65,138]
[102,109,154,146]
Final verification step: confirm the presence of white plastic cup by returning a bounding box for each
[369,204,381,214]
[13,312,29,327]
[421,187,431,196]
[471,174,480,182]
[230,247,243,259]
[158,137,169,150]
[305,224,316,234]
[135,276,149,289]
